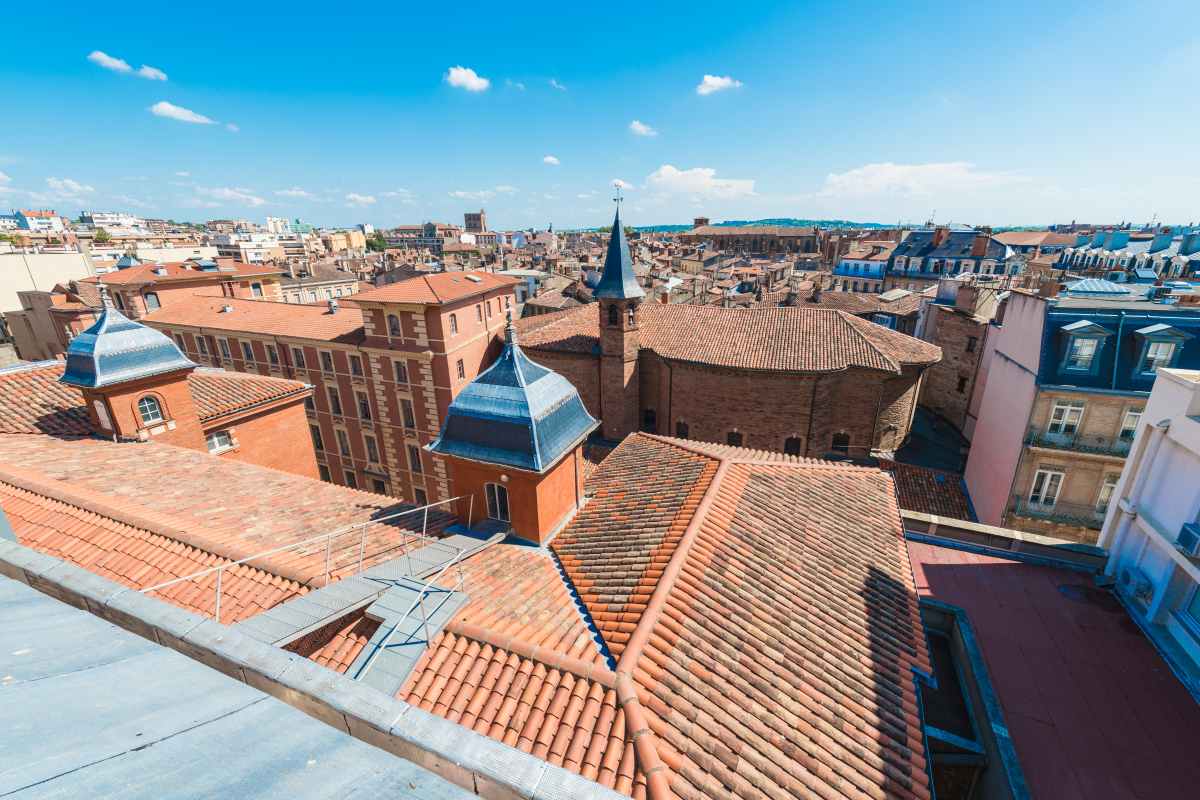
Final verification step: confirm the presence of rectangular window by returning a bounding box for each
[304,395,315,410]
[337,429,351,457]
[408,444,423,474]
[292,348,306,368]
[485,301,492,318]
[1030,469,1063,505]
[267,344,279,365]
[357,391,371,420]
[320,351,334,372]
[401,398,416,429]
[241,341,254,361]
[309,291,318,301]
[1048,402,1083,435]
[372,479,386,495]
[395,361,408,383]
[205,430,232,453]
[485,482,510,522]
[967,337,978,352]
[344,471,358,489]
[294,293,302,303]
[1067,338,1098,369]
[956,376,968,393]
[1097,473,1120,513]
[1120,410,1143,440]
[174,333,185,350]
[414,487,428,506]
[215,339,228,359]
[449,313,458,336]
[365,435,379,463]
[318,464,331,482]
[476,304,483,323]
[310,424,323,450]
[198,337,209,356]
[328,387,343,416]
[350,355,363,376]
[456,359,465,382]
[1142,342,1176,374]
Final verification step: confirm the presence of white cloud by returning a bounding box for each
[543,156,560,165]
[173,171,189,176]
[381,188,417,198]
[611,179,633,189]
[122,176,149,181]
[445,66,489,92]
[149,101,216,124]
[169,181,192,186]
[46,177,94,194]
[644,165,755,200]
[813,162,1014,198]
[0,171,9,183]
[578,194,591,199]
[275,187,318,199]
[506,79,525,90]
[544,194,559,200]
[495,185,518,194]
[450,190,495,200]
[629,120,657,136]
[88,51,131,73]
[195,186,266,206]
[226,123,239,132]
[696,75,742,95]
[345,193,377,207]
[110,194,145,206]
[550,78,567,91]
[137,65,167,81]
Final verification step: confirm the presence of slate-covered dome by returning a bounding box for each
[428,315,599,472]
[59,283,197,389]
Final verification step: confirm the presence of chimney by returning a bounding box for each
[288,262,296,279]
[932,226,949,246]
[971,232,990,257]
[222,304,234,313]
[812,285,822,304]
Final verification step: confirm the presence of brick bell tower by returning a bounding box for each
[594,205,645,441]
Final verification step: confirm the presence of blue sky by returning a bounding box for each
[2,0,1198,230]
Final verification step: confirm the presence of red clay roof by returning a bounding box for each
[285,607,382,674]
[876,459,974,520]
[142,295,365,342]
[82,259,282,285]
[0,362,309,432]
[354,271,520,305]
[401,433,933,800]
[516,303,941,373]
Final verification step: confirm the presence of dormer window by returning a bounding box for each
[1059,320,1115,375]
[1132,324,1192,377]
[138,396,163,425]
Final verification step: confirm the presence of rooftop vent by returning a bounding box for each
[153,267,168,276]
[464,274,483,284]
[328,299,339,314]
[222,304,234,313]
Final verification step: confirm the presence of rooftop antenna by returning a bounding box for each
[613,181,623,209]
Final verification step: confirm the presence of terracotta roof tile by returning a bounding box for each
[188,370,309,420]
[142,295,365,342]
[82,259,281,285]
[353,271,520,305]
[516,304,941,373]
[876,459,974,520]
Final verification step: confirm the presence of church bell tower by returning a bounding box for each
[594,206,646,441]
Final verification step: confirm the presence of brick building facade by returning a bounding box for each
[915,282,996,437]
[143,272,519,505]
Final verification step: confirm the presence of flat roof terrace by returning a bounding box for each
[908,541,1200,800]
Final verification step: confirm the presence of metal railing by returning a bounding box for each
[1028,425,1132,457]
[139,493,475,623]
[1013,497,1108,529]
[354,549,467,683]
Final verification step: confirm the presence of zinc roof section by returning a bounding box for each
[141,295,365,342]
[353,271,521,305]
[60,306,198,388]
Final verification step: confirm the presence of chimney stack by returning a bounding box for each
[933,226,949,246]
[971,232,990,257]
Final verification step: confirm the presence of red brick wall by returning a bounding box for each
[598,299,641,441]
[918,306,988,436]
[205,396,320,480]
[83,369,207,453]
[446,449,580,544]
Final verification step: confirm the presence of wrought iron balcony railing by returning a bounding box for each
[1028,426,1132,457]
[1013,497,1108,529]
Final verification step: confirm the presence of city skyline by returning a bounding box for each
[2,0,1198,229]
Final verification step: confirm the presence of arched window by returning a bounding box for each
[143,292,161,311]
[675,421,689,439]
[727,431,743,447]
[449,313,458,336]
[138,396,163,425]
[388,315,400,335]
[784,437,802,456]
[804,240,812,253]
[642,409,656,433]
[628,305,636,325]
[608,305,619,325]
[485,482,510,522]
[831,433,850,455]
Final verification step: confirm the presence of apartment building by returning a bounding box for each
[142,271,520,506]
[965,283,1200,544]
[209,232,288,264]
[832,239,898,293]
